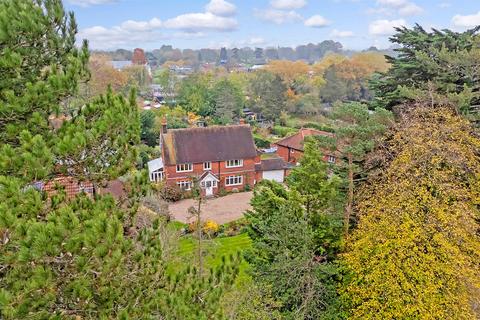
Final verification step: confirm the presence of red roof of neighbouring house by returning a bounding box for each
[41,176,94,199]
[274,128,334,151]
[162,125,257,165]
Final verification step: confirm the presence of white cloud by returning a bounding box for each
[270,0,307,10]
[205,0,237,17]
[375,0,423,16]
[399,3,423,15]
[163,12,237,31]
[78,23,164,49]
[439,2,451,8]
[255,9,302,24]
[330,29,355,38]
[304,15,330,28]
[68,0,116,6]
[369,19,407,36]
[377,0,407,7]
[452,11,480,28]
[119,18,162,32]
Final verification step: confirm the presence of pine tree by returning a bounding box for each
[370,24,480,123]
[246,141,343,319]
[0,1,238,318]
[325,102,393,235]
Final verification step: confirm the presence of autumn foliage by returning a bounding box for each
[342,105,480,319]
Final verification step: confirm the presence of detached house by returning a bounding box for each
[273,128,337,164]
[149,122,261,196]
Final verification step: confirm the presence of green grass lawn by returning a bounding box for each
[171,230,253,282]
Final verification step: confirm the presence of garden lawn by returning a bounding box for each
[172,232,253,282]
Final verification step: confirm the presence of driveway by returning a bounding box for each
[169,192,253,225]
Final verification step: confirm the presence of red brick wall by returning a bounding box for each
[274,144,303,164]
[164,158,257,194]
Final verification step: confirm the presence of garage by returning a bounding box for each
[262,169,285,183]
[256,156,289,183]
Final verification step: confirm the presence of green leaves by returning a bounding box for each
[371,24,480,123]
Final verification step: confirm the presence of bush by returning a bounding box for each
[271,126,296,137]
[254,136,271,148]
[158,183,183,202]
[141,194,170,220]
[298,122,334,133]
[187,220,220,237]
[218,218,249,237]
[203,220,219,237]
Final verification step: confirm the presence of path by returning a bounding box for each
[169,191,253,225]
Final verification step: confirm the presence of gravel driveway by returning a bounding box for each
[169,192,253,225]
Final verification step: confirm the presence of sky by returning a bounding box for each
[66,0,480,51]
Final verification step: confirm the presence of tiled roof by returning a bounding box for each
[162,125,257,165]
[274,128,333,151]
[255,157,288,171]
[42,176,94,199]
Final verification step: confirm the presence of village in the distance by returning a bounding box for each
[2,0,480,319]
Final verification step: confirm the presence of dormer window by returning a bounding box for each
[226,159,243,168]
[203,161,211,170]
[176,163,193,172]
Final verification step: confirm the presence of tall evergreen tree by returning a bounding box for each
[246,141,343,319]
[0,1,238,318]
[370,25,480,123]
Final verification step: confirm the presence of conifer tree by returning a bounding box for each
[370,25,480,123]
[247,141,343,319]
[0,1,238,318]
[324,102,392,234]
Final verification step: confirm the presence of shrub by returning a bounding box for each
[158,183,183,202]
[271,125,296,137]
[254,136,271,148]
[203,220,219,237]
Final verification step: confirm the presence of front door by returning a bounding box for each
[205,180,213,196]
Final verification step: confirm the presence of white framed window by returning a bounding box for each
[176,163,193,172]
[203,161,211,170]
[226,159,243,168]
[327,155,336,164]
[225,175,243,186]
[150,170,164,182]
[201,180,217,188]
[177,181,192,191]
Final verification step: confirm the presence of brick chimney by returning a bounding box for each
[161,116,168,134]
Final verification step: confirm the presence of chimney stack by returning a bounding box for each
[239,118,246,125]
[161,116,168,134]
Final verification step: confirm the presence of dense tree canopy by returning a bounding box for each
[341,105,480,319]
[371,24,480,123]
[247,141,343,319]
[0,1,238,318]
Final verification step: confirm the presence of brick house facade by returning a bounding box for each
[273,128,337,165]
[157,124,261,196]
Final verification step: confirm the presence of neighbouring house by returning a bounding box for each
[33,175,94,200]
[273,128,337,164]
[148,121,266,196]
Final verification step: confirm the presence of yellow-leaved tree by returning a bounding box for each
[342,105,480,319]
